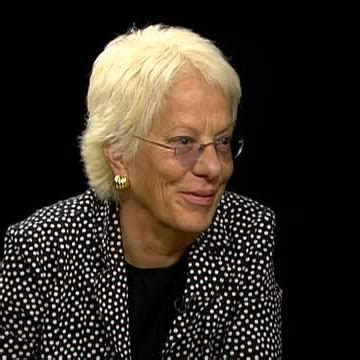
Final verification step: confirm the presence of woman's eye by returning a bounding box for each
[217,136,232,145]
[171,136,195,146]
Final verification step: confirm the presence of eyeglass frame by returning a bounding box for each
[133,134,244,167]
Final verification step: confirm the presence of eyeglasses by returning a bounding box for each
[133,134,244,168]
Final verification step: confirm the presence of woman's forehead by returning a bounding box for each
[150,79,232,133]
[166,77,228,107]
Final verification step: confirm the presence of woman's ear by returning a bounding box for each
[103,144,127,176]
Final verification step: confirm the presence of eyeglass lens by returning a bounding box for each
[175,138,244,167]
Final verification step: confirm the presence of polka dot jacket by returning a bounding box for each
[0,189,282,359]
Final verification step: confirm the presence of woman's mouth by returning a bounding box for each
[180,191,216,206]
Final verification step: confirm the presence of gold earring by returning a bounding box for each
[114,175,130,191]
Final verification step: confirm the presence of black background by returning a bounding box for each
[0,12,313,359]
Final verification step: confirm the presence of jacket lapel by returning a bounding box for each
[91,198,132,357]
[93,265,131,357]
[163,215,233,354]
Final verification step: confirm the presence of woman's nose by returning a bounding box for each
[191,143,223,179]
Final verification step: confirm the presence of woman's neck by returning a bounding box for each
[119,204,197,269]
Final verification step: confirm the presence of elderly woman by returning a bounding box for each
[1,25,282,358]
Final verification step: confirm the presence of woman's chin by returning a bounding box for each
[174,211,215,234]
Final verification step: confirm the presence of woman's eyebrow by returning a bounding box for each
[215,124,234,135]
[167,125,199,133]
[167,123,234,134]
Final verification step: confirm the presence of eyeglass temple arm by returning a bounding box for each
[234,138,244,159]
[133,135,175,150]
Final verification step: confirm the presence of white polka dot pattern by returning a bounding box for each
[0,189,282,358]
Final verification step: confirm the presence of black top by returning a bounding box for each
[126,255,188,360]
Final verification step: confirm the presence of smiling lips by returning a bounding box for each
[180,190,217,206]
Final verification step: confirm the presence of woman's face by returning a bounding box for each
[124,77,234,235]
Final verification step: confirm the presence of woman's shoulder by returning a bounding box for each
[211,190,276,246]
[1,189,109,302]
[206,191,277,261]
[5,188,104,241]
[220,190,275,220]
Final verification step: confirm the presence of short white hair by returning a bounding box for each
[80,24,242,200]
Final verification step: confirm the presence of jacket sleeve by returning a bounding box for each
[223,207,283,359]
[0,226,43,358]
